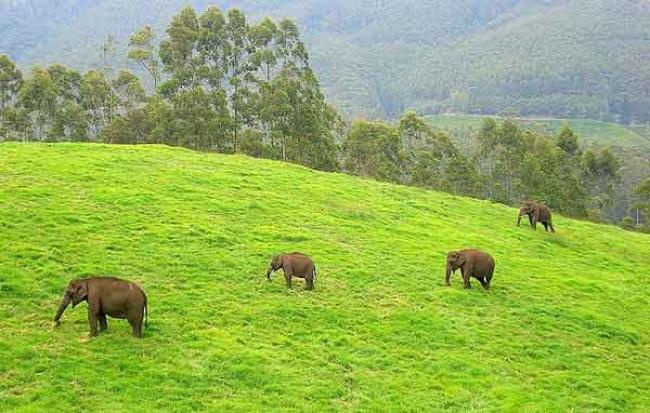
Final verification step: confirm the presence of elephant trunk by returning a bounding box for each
[53,293,71,325]
[266,266,273,281]
[445,265,453,286]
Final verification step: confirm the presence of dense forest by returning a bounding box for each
[2,0,649,122]
[1,5,648,231]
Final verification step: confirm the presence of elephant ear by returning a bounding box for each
[448,251,462,268]
[457,253,467,266]
[271,254,283,269]
[72,281,88,306]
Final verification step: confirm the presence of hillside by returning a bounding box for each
[1,0,649,122]
[1,143,649,412]
[426,115,650,148]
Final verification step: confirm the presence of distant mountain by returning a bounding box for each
[2,0,649,122]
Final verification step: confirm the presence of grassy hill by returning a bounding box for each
[1,143,649,412]
[2,0,650,122]
[426,115,650,148]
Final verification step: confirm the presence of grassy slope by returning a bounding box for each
[0,143,648,412]
[426,114,650,148]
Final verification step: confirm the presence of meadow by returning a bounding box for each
[0,143,648,412]
[426,114,650,148]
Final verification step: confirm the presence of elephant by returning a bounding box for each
[445,249,495,290]
[267,252,316,290]
[517,200,555,232]
[53,277,148,338]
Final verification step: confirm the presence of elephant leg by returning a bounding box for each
[478,277,489,290]
[543,222,549,231]
[99,313,108,332]
[306,277,314,291]
[283,266,293,289]
[129,314,144,338]
[549,222,555,233]
[528,214,533,228]
[531,216,538,230]
[88,311,99,336]
[461,269,471,289]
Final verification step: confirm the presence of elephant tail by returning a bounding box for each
[143,296,148,329]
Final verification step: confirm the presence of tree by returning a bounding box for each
[556,122,579,155]
[100,35,119,80]
[475,119,529,203]
[159,6,201,95]
[629,178,650,228]
[128,26,161,88]
[46,64,86,141]
[342,120,405,183]
[398,110,466,192]
[224,8,254,152]
[113,70,146,112]
[80,70,116,140]
[101,70,148,144]
[399,110,430,150]
[52,100,87,142]
[18,66,57,141]
[249,17,278,82]
[0,55,23,130]
[276,18,308,69]
[197,6,228,87]
[581,147,620,221]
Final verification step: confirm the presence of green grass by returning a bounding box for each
[426,114,650,148]
[1,143,649,412]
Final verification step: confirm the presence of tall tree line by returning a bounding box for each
[0,6,340,172]
[0,6,646,231]
[339,113,643,230]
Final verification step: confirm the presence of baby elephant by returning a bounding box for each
[53,277,148,338]
[445,249,495,290]
[267,252,316,290]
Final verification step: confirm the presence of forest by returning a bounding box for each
[2,0,650,122]
[0,5,648,231]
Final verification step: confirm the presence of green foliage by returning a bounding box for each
[150,5,339,169]
[341,113,620,220]
[342,119,405,183]
[426,114,649,224]
[581,147,621,216]
[399,111,479,196]
[0,54,23,128]
[2,6,339,172]
[80,70,116,140]
[623,179,650,231]
[3,1,650,122]
[1,143,649,411]
[127,26,160,88]
[18,66,57,141]
[556,123,579,155]
[113,70,146,111]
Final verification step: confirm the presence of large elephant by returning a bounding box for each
[267,252,316,290]
[517,200,555,232]
[53,277,148,338]
[445,249,495,290]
